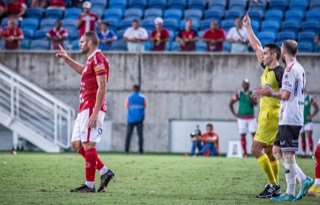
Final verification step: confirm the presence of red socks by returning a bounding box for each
[241,136,247,155]
[78,146,105,170]
[85,148,97,182]
[308,137,314,153]
[315,145,320,178]
[301,137,306,154]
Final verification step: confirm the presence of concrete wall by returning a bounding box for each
[0,51,319,152]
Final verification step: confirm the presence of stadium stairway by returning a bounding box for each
[0,64,75,152]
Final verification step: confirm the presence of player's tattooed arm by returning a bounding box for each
[253,86,281,100]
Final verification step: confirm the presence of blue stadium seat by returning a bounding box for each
[310,0,320,10]
[91,0,107,9]
[171,41,180,51]
[168,30,175,41]
[165,41,171,51]
[71,40,80,50]
[22,29,34,40]
[248,10,263,22]
[196,41,206,52]
[188,0,206,11]
[0,40,4,50]
[144,41,152,51]
[104,9,123,21]
[144,9,163,20]
[223,41,231,52]
[40,18,56,31]
[45,9,64,20]
[225,10,244,20]
[91,7,104,19]
[289,0,308,12]
[249,0,267,12]
[306,11,320,22]
[141,19,155,31]
[128,0,147,10]
[163,19,179,31]
[251,20,260,34]
[278,32,296,44]
[168,0,187,11]
[302,21,319,34]
[67,28,79,40]
[35,29,48,40]
[116,29,126,39]
[61,19,77,31]
[261,21,280,34]
[125,8,143,20]
[258,31,276,44]
[20,39,31,50]
[285,10,304,24]
[184,9,203,21]
[200,19,215,31]
[208,0,227,10]
[221,20,235,33]
[281,21,300,33]
[180,19,199,31]
[269,0,288,12]
[21,18,39,32]
[148,0,166,10]
[103,18,119,31]
[120,19,133,30]
[228,0,247,11]
[298,32,316,44]
[1,17,18,27]
[265,10,283,22]
[205,9,224,20]
[25,8,44,20]
[164,9,183,22]
[30,40,50,50]
[64,8,81,19]
[315,44,320,53]
[109,0,127,10]
[198,30,205,38]
[110,40,128,51]
[298,42,313,53]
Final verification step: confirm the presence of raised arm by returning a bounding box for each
[55,44,84,74]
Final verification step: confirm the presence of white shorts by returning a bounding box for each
[71,108,106,143]
[237,118,257,135]
[300,122,313,133]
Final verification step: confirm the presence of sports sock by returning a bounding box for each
[79,146,106,173]
[270,160,280,182]
[283,155,297,196]
[78,146,85,157]
[295,163,307,184]
[85,181,94,189]
[308,137,314,155]
[241,136,247,155]
[315,145,320,185]
[301,137,306,155]
[257,154,277,185]
[85,148,97,185]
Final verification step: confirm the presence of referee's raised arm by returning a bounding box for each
[243,14,264,65]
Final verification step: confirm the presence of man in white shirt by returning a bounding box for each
[123,19,149,52]
[254,40,313,202]
[227,17,249,53]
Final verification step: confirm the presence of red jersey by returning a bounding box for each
[150,28,170,51]
[178,29,198,51]
[79,50,109,113]
[3,27,23,49]
[78,12,99,37]
[6,1,26,15]
[46,27,68,49]
[201,132,219,154]
[50,0,65,7]
[203,28,226,52]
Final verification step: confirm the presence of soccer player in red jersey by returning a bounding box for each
[3,18,23,49]
[45,20,68,50]
[56,31,114,193]
[77,1,100,38]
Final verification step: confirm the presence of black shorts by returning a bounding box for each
[273,125,302,152]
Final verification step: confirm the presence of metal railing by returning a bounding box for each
[0,63,75,149]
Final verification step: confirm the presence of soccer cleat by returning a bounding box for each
[256,184,281,198]
[97,169,115,192]
[306,185,320,197]
[70,184,95,193]
[296,176,314,200]
[270,193,295,201]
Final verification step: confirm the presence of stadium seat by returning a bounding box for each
[184,9,203,21]
[64,8,82,19]
[67,28,79,40]
[91,7,104,19]
[171,41,180,51]
[302,21,319,34]
[265,10,283,22]
[221,20,235,33]
[109,0,127,10]
[310,0,320,10]
[249,0,267,12]
[306,11,320,22]
[71,40,80,50]
[315,44,320,53]
[225,10,244,20]
[261,21,280,34]
[30,40,50,50]
[164,9,183,23]
[251,20,260,34]
[35,29,48,40]
[116,29,126,39]
[167,30,175,41]
[165,41,171,51]
[278,32,296,44]
[120,19,133,30]
[25,8,44,20]
[163,19,179,31]
[298,42,313,53]
[40,18,56,31]
[200,19,214,31]
[298,32,316,44]
[168,0,187,11]
[281,21,300,33]
[144,41,152,51]
[61,19,77,31]
[1,17,18,27]
[104,9,123,21]
[228,0,247,11]
[141,19,155,31]
[258,31,276,44]
[144,9,163,20]
[180,19,199,31]
[289,0,308,12]
[128,0,147,10]
[285,10,304,24]
[205,9,224,20]
[198,30,205,38]
[21,18,39,32]
[91,0,107,9]
[103,18,119,31]
[22,29,34,40]
[223,41,231,52]
[248,10,263,22]
[110,40,128,51]
[125,8,143,20]
[20,39,31,50]
[208,0,227,10]
[45,9,64,20]
[148,0,166,10]
[269,0,288,12]
[188,0,206,11]
[196,41,206,52]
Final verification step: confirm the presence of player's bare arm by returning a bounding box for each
[229,97,239,118]
[254,86,290,100]
[56,44,84,74]
[88,75,107,128]
[308,100,319,120]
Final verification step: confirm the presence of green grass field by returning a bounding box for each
[0,153,319,205]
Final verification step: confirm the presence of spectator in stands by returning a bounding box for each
[0,0,6,19]
[202,20,226,52]
[76,1,99,37]
[5,0,27,21]
[47,0,66,10]
[227,17,249,53]
[30,0,47,8]
[45,20,68,50]
[97,21,117,51]
[150,17,170,51]
[315,32,320,45]
[175,19,198,51]
[3,18,23,50]
[123,19,149,52]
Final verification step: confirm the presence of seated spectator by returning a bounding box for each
[45,20,68,50]
[3,18,23,49]
[227,17,249,53]
[202,20,226,52]
[190,125,202,156]
[30,0,47,8]
[150,17,170,51]
[76,1,99,37]
[0,0,5,19]
[47,0,66,10]
[199,124,219,156]
[5,0,27,21]
[123,19,148,52]
[97,21,117,51]
[315,31,320,45]
[175,19,198,51]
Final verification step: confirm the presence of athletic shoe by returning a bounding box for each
[270,193,295,201]
[306,185,320,197]
[70,184,95,193]
[256,184,281,198]
[296,176,314,200]
[97,169,115,192]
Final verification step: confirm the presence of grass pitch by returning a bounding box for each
[0,153,318,205]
